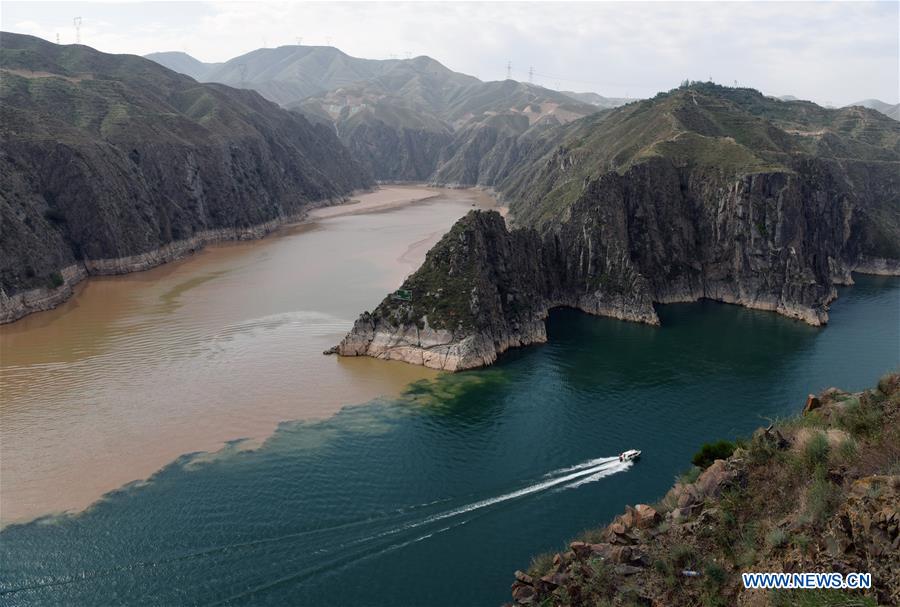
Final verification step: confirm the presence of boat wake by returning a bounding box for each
[2,455,634,602]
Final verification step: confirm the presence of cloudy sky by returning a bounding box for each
[3,1,897,106]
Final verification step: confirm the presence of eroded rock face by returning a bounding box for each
[0,33,372,323]
[335,152,897,370]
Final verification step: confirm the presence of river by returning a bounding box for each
[0,186,498,524]
[0,188,897,605]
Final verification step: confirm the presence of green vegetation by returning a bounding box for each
[48,271,64,288]
[691,439,736,469]
[801,431,830,472]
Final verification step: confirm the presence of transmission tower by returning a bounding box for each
[506,61,512,80]
[73,17,82,44]
[56,33,60,44]
[528,66,534,84]
[296,37,303,45]
[405,51,411,59]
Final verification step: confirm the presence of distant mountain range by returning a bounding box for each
[774,94,899,121]
[559,90,636,108]
[847,98,900,121]
[146,46,632,181]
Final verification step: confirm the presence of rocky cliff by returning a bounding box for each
[507,375,900,606]
[0,33,372,323]
[333,84,900,370]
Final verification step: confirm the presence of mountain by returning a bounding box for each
[0,33,371,323]
[295,73,600,182]
[509,375,900,606]
[143,51,221,81]
[146,45,604,182]
[200,45,406,107]
[332,83,900,370]
[847,98,900,121]
[560,90,635,109]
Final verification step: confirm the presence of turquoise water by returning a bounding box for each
[2,275,898,606]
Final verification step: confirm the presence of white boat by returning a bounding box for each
[619,449,641,462]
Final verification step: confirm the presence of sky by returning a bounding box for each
[3,1,898,106]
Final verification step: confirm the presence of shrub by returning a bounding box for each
[765,527,788,550]
[805,469,839,525]
[836,438,858,463]
[672,544,698,569]
[802,432,829,472]
[692,440,736,469]
[652,558,677,590]
[836,399,883,439]
[702,562,729,605]
[528,551,556,577]
[48,272,64,288]
[792,533,811,555]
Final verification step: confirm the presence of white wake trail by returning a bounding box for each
[543,456,619,477]
[418,457,629,527]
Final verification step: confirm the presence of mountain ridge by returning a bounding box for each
[1,33,372,323]
[146,46,619,182]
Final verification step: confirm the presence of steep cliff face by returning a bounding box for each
[0,33,372,323]
[334,86,900,370]
[339,117,452,182]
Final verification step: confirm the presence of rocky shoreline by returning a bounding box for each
[0,206,327,324]
[507,376,900,606]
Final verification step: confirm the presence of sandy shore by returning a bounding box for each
[309,186,441,220]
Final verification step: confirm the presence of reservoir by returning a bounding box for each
[0,186,897,605]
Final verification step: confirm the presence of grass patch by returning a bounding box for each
[769,589,877,607]
[803,468,840,526]
[765,527,789,551]
[528,551,556,578]
[802,432,830,472]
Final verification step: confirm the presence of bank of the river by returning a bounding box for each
[0,186,497,524]
[1,275,897,605]
[0,186,452,325]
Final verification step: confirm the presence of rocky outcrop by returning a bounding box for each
[330,210,658,370]
[334,149,897,369]
[335,84,900,370]
[0,33,372,323]
[508,377,900,606]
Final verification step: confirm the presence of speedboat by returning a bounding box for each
[619,449,641,462]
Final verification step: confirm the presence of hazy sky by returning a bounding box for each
[3,1,898,105]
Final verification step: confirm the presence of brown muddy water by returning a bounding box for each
[0,186,499,524]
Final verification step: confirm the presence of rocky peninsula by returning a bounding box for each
[333,84,900,370]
